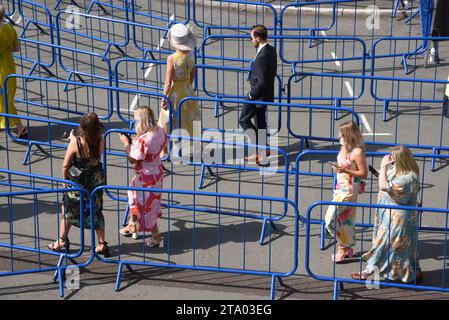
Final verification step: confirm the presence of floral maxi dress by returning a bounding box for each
[325,152,363,248]
[128,127,167,232]
[364,167,420,283]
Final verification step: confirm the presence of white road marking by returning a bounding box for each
[344,81,354,97]
[360,113,392,136]
[331,52,341,67]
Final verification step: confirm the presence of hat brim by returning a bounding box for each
[168,31,196,51]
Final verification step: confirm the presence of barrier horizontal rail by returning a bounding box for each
[305,200,449,300]
[193,0,277,37]
[0,168,92,298]
[91,184,299,300]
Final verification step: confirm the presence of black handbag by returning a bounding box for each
[67,137,87,183]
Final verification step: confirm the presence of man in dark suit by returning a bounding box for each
[239,25,277,166]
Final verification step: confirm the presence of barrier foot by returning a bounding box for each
[270,275,276,300]
[402,55,410,74]
[27,63,38,79]
[22,143,33,165]
[198,164,206,189]
[382,100,389,122]
[259,218,272,245]
[276,276,285,287]
[431,148,441,172]
[114,44,126,57]
[333,281,340,300]
[125,264,135,273]
[115,262,124,291]
[122,203,130,227]
[53,255,65,284]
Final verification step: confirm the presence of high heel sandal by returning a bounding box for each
[95,241,110,258]
[332,246,353,263]
[350,270,372,280]
[119,221,138,240]
[145,234,163,248]
[48,236,70,252]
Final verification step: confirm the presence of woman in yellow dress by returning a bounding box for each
[0,6,27,138]
[159,23,200,158]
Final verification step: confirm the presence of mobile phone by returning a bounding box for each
[328,161,340,168]
[121,132,133,144]
[369,164,379,177]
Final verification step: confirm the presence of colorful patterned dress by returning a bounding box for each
[0,23,20,129]
[64,137,105,230]
[128,126,167,232]
[166,51,200,137]
[364,166,420,283]
[325,152,363,248]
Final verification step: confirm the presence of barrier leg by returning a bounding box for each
[122,203,130,227]
[333,280,340,300]
[431,148,441,172]
[53,255,65,284]
[198,164,206,189]
[58,268,65,297]
[382,100,389,122]
[320,222,326,250]
[115,262,124,291]
[392,0,400,17]
[334,99,341,120]
[214,101,219,118]
[22,143,33,165]
[402,55,410,74]
[270,275,276,300]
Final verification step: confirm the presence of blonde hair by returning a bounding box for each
[134,106,156,135]
[0,6,5,22]
[390,145,419,176]
[339,121,365,152]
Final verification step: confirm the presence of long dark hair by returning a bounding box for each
[79,112,102,160]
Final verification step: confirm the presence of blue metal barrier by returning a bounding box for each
[305,201,449,300]
[91,184,299,300]
[294,149,449,248]
[2,75,114,166]
[193,0,277,37]
[1,0,15,24]
[55,11,130,60]
[0,168,92,298]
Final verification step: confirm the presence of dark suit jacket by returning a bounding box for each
[249,43,277,103]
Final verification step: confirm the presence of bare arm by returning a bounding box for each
[61,139,77,180]
[161,55,175,109]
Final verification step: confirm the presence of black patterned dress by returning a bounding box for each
[64,137,105,230]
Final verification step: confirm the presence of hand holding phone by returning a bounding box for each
[120,132,133,145]
[328,161,340,168]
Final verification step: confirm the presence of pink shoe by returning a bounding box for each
[332,247,353,263]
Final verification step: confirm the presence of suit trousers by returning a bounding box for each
[238,102,267,154]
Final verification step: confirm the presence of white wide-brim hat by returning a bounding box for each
[167,23,196,51]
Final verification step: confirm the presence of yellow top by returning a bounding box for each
[446,74,449,97]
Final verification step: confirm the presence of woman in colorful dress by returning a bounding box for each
[159,23,200,159]
[120,106,167,247]
[325,121,368,263]
[0,6,27,138]
[351,146,422,282]
[48,112,109,257]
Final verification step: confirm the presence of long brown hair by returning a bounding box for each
[339,121,365,152]
[79,112,103,160]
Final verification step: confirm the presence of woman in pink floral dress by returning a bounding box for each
[119,106,167,247]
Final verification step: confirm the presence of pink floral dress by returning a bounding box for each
[128,126,167,232]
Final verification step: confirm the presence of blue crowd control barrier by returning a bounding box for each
[1,0,15,24]
[305,201,449,300]
[15,37,56,78]
[0,168,92,298]
[55,11,130,60]
[128,0,190,25]
[15,37,113,88]
[294,149,449,248]
[91,185,299,300]
[18,0,53,37]
[2,75,114,166]
[193,0,277,37]
[279,35,367,77]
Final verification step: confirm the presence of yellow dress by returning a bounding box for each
[166,51,200,137]
[0,23,19,129]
